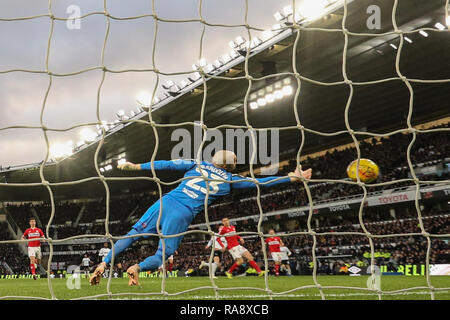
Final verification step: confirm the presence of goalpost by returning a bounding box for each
[0,0,449,300]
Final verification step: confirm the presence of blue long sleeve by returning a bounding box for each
[231,175,291,189]
[140,159,196,172]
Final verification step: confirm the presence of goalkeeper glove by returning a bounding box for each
[117,162,140,171]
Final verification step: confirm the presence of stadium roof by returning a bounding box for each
[1,0,449,201]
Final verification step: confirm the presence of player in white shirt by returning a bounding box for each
[98,243,111,278]
[280,246,293,276]
[98,243,111,262]
[199,225,227,279]
[81,254,93,277]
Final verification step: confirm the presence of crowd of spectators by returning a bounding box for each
[0,123,449,275]
[0,209,448,275]
[0,222,30,274]
[4,209,446,276]
[4,123,449,238]
[193,124,450,224]
[81,214,448,276]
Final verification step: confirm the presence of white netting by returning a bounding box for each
[0,0,449,300]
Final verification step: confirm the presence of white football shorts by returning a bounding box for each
[229,245,248,259]
[271,252,283,263]
[28,246,42,259]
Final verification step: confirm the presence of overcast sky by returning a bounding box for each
[0,0,303,167]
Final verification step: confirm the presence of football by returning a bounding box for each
[346,158,380,183]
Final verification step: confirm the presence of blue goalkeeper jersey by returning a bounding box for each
[140,159,291,216]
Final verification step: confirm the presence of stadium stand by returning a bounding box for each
[0,122,448,277]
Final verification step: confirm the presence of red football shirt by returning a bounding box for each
[265,237,281,253]
[23,228,44,247]
[219,225,241,250]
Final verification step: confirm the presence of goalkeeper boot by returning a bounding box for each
[225,271,233,279]
[127,264,141,287]
[89,262,106,286]
[258,270,266,277]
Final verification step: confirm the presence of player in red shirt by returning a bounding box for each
[265,229,284,276]
[220,217,264,278]
[22,218,45,280]
[158,251,177,277]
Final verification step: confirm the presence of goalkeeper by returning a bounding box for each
[89,150,311,286]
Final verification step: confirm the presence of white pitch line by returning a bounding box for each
[104,290,448,300]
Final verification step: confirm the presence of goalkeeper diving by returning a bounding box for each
[89,150,312,286]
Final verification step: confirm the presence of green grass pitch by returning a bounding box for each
[0,275,449,300]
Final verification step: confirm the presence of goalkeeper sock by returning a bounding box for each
[104,228,141,264]
[212,262,217,276]
[249,260,261,273]
[30,263,36,275]
[228,262,239,273]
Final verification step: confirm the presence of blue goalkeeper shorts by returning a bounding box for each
[132,194,194,257]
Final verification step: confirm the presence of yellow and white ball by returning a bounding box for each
[346,158,379,183]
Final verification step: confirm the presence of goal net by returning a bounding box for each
[0,0,449,300]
